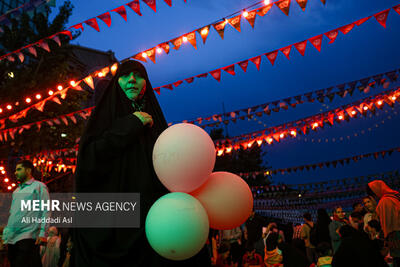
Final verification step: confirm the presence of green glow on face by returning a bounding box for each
[118,71,147,101]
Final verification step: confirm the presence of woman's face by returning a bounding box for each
[118,71,147,101]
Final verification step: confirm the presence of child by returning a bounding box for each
[242,243,263,267]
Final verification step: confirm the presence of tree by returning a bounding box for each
[209,128,271,186]
[0,1,86,159]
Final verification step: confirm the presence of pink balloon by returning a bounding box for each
[190,172,253,230]
[153,123,216,192]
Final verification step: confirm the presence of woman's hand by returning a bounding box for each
[134,111,154,127]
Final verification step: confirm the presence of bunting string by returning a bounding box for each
[0,0,188,63]
[2,3,397,122]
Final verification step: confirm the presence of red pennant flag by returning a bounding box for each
[97,12,112,26]
[228,15,241,32]
[171,37,183,50]
[85,18,100,32]
[162,84,173,90]
[325,29,339,44]
[309,34,323,52]
[195,73,208,78]
[143,0,156,12]
[132,53,147,63]
[16,52,24,63]
[250,56,262,70]
[186,31,197,49]
[39,41,50,52]
[280,45,292,59]
[52,35,61,46]
[294,40,307,56]
[339,23,354,35]
[320,0,326,4]
[213,21,227,39]
[197,26,210,44]
[245,10,257,28]
[393,4,400,15]
[296,0,308,11]
[27,46,37,57]
[61,117,68,126]
[154,87,161,95]
[70,115,77,124]
[126,0,142,16]
[160,43,170,54]
[112,6,127,21]
[210,69,222,82]
[145,48,156,63]
[222,64,235,76]
[354,16,371,26]
[272,133,281,142]
[345,107,356,117]
[238,60,249,72]
[164,0,172,7]
[184,77,194,83]
[256,4,273,16]
[59,30,73,39]
[276,0,291,16]
[173,80,183,87]
[374,9,390,28]
[265,50,278,65]
[71,23,84,31]
[327,113,334,125]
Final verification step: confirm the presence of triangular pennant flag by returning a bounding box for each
[154,87,160,95]
[393,4,400,15]
[184,77,194,83]
[35,100,47,112]
[84,18,100,32]
[132,53,147,62]
[296,0,308,11]
[320,0,326,4]
[52,35,61,46]
[61,117,68,125]
[197,26,210,44]
[309,34,323,52]
[238,60,249,72]
[339,23,354,35]
[27,46,37,57]
[69,115,77,124]
[16,52,24,62]
[256,3,273,16]
[222,64,235,76]
[173,80,183,87]
[374,9,390,28]
[186,32,197,49]
[213,21,226,39]
[164,0,172,7]
[265,50,278,65]
[51,97,61,105]
[245,10,257,28]
[97,12,112,27]
[294,40,307,56]
[145,48,156,63]
[39,41,50,52]
[210,69,222,82]
[280,45,292,59]
[126,0,142,16]
[112,6,128,21]
[159,42,170,54]
[325,29,339,44]
[276,0,291,16]
[171,37,183,50]
[250,56,262,70]
[195,73,208,78]
[83,76,94,89]
[354,16,371,26]
[162,84,173,90]
[59,30,73,39]
[143,0,156,12]
[71,23,84,31]
[228,15,241,32]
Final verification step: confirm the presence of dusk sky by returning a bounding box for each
[55,0,400,185]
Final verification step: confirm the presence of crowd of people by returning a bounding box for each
[209,180,400,267]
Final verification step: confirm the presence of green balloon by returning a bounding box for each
[145,192,209,260]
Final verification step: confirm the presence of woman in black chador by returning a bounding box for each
[71,60,211,267]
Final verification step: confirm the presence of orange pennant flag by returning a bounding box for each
[171,37,183,50]
[256,3,273,16]
[245,10,257,28]
[197,26,210,44]
[296,0,308,11]
[228,15,242,32]
[276,0,291,16]
[213,21,227,39]
[186,32,197,49]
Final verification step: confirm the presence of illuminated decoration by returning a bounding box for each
[4,178,8,183]
[36,94,42,100]
[57,85,63,91]
[25,98,31,104]
[48,90,54,96]
[7,186,11,190]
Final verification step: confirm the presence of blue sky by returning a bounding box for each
[57,0,400,185]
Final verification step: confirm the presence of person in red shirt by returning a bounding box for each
[242,243,263,267]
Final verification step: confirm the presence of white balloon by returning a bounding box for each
[153,123,216,192]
